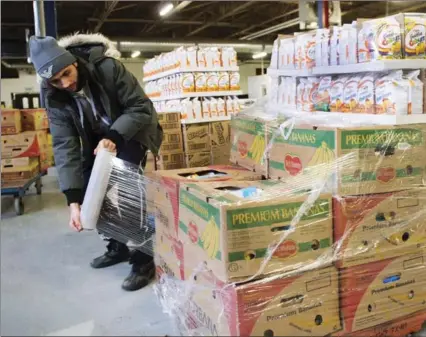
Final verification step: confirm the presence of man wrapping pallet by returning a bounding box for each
[29,34,162,291]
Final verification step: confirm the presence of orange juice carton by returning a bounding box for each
[405,70,424,114]
[209,98,219,118]
[333,189,426,269]
[181,73,195,93]
[207,72,219,92]
[218,72,230,91]
[232,96,241,114]
[179,180,333,281]
[201,99,211,119]
[296,32,316,69]
[1,109,21,135]
[153,166,262,241]
[303,77,320,112]
[176,46,187,69]
[217,98,226,117]
[278,36,295,69]
[339,23,358,65]
[322,28,330,66]
[342,75,361,113]
[270,38,279,69]
[220,47,234,68]
[375,70,409,115]
[195,72,207,92]
[339,250,426,333]
[288,77,297,108]
[330,26,342,66]
[315,76,332,112]
[192,98,202,120]
[355,73,377,113]
[187,46,198,68]
[296,80,306,112]
[180,98,193,120]
[197,48,207,69]
[226,96,234,115]
[278,78,287,106]
[211,47,221,68]
[169,265,341,336]
[404,13,426,59]
[315,29,324,67]
[358,14,403,63]
[229,72,240,91]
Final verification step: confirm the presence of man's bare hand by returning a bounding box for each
[69,203,83,232]
[94,139,116,155]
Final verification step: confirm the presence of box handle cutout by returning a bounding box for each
[244,250,256,260]
[315,315,323,326]
[271,225,291,232]
[178,169,227,178]
[375,144,395,156]
[383,273,401,284]
[263,329,274,337]
[280,294,304,307]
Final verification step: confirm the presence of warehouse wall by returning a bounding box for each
[239,62,270,94]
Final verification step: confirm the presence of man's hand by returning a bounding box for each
[69,203,83,232]
[94,139,116,155]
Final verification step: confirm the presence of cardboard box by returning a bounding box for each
[160,130,184,154]
[47,133,53,146]
[340,250,426,333]
[153,166,262,243]
[230,116,271,176]
[185,151,211,168]
[332,310,426,337]
[179,180,333,281]
[182,123,211,154]
[210,121,230,149]
[268,124,426,195]
[1,157,40,184]
[1,131,47,159]
[211,147,231,165]
[21,109,49,131]
[333,189,426,268]
[155,229,186,280]
[156,152,185,170]
[1,109,21,135]
[158,112,181,131]
[172,266,341,336]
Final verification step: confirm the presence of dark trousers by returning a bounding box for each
[83,140,153,266]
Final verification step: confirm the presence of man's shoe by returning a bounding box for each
[90,241,130,269]
[122,260,155,291]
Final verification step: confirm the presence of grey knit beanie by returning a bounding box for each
[29,36,76,80]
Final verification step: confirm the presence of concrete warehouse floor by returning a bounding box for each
[1,176,175,336]
[2,176,426,337]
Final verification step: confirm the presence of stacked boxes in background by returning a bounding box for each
[156,112,232,169]
[1,108,54,186]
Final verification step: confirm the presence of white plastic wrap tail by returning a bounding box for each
[80,149,116,230]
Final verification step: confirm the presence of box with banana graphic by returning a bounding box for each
[178,180,333,282]
[153,166,263,243]
[339,250,426,333]
[163,266,341,337]
[230,115,274,177]
[333,188,426,269]
[268,123,426,196]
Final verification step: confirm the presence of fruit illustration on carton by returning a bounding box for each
[201,217,220,259]
[249,134,266,164]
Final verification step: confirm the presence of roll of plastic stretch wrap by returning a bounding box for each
[80,149,116,230]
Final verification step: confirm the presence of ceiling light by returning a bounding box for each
[131,51,141,58]
[252,51,267,59]
[159,3,174,16]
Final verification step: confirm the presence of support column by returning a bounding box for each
[33,0,46,37]
[44,1,57,38]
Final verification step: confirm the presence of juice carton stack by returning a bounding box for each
[1,108,53,186]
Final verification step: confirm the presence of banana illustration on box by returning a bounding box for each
[201,217,220,259]
[249,134,266,164]
[308,141,335,167]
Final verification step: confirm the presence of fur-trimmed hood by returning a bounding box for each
[58,32,121,59]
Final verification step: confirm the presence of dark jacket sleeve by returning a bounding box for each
[106,59,157,148]
[46,97,84,205]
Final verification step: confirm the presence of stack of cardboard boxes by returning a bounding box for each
[1,108,54,186]
[156,112,231,170]
[153,113,426,336]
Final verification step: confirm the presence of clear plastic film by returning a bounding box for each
[151,110,426,336]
